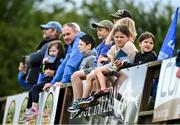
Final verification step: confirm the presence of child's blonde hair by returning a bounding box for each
[114,17,137,41]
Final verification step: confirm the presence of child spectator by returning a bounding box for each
[19,40,64,122]
[67,34,96,112]
[109,9,132,23]
[121,31,157,68]
[105,17,137,45]
[80,25,137,105]
[91,20,113,66]
[115,31,157,99]
[18,57,27,88]
[94,25,137,94]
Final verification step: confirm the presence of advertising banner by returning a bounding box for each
[69,64,148,124]
[2,86,60,125]
[153,57,180,122]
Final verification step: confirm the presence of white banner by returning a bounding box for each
[114,64,148,124]
[153,57,180,122]
[2,86,60,125]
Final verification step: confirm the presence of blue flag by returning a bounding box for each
[157,7,179,60]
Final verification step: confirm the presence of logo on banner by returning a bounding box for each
[5,100,16,124]
[42,93,54,124]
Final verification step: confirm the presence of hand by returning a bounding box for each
[97,55,110,64]
[19,62,26,74]
[176,68,180,79]
[114,59,122,68]
[53,82,64,87]
[42,57,49,64]
[44,69,55,77]
[43,83,52,91]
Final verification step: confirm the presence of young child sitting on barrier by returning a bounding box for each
[19,40,64,122]
[114,31,157,100]
[93,25,138,94]
[67,34,96,112]
[79,25,137,106]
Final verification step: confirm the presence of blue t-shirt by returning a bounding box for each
[95,41,112,66]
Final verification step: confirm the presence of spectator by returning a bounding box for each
[121,31,157,68]
[106,17,137,45]
[67,34,96,112]
[91,20,113,66]
[18,57,27,88]
[114,31,157,97]
[109,9,132,23]
[19,41,64,122]
[18,21,62,90]
[43,23,85,89]
[80,25,137,103]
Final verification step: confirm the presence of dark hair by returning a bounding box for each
[114,25,130,37]
[48,40,64,58]
[80,34,95,49]
[139,32,155,43]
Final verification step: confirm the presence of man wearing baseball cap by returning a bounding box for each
[40,21,62,33]
[18,21,63,90]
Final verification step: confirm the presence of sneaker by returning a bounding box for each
[89,99,99,107]
[79,96,94,109]
[90,91,96,96]
[94,89,110,100]
[25,108,39,118]
[19,115,28,123]
[67,101,80,113]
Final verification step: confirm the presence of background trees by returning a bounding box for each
[0,0,179,97]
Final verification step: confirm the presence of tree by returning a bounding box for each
[0,0,179,97]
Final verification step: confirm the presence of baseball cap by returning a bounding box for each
[40,21,62,33]
[110,9,132,19]
[91,20,113,30]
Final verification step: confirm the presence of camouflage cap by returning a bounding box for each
[110,9,132,19]
[91,20,113,30]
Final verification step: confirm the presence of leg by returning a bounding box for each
[176,67,180,79]
[92,78,100,91]
[27,89,33,109]
[71,70,86,100]
[31,82,45,110]
[95,66,110,90]
[114,71,127,97]
[114,71,127,89]
[82,70,96,98]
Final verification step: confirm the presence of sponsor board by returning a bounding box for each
[153,57,180,122]
[2,86,60,125]
[69,64,148,124]
[3,92,28,125]
[114,64,147,124]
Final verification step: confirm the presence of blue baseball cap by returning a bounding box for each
[40,21,62,33]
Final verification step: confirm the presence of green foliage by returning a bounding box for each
[0,0,179,97]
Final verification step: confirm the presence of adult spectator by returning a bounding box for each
[43,23,85,89]
[18,21,62,90]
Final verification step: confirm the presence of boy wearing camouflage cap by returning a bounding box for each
[110,9,132,23]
